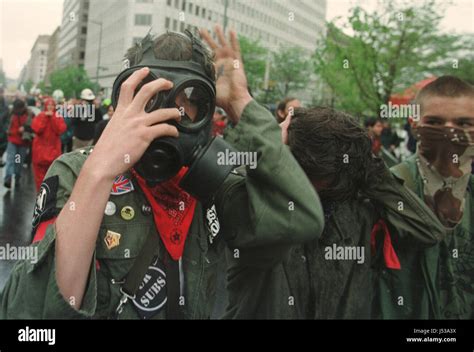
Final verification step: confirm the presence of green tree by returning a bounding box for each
[272,45,312,99]
[239,36,314,104]
[440,58,474,85]
[37,81,53,96]
[49,66,99,99]
[24,79,34,94]
[239,36,268,98]
[434,35,474,84]
[314,0,460,117]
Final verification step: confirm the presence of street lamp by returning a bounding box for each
[90,20,103,84]
[223,0,229,32]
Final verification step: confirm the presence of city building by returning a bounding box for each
[17,64,28,87]
[25,35,50,85]
[45,26,61,84]
[83,0,327,96]
[57,0,90,69]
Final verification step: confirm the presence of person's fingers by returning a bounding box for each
[280,113,293,145]
[117,67,150,109]
[132,78,173,112]
[148,123,179,140]
[215,25,228,47]
[200,28,218,49]
[280,112,293,129]
[145,107,181,126]
[229,30,242,61]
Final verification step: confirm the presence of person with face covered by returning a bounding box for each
[31,98,67,190]
[375,76,474,319]
[0,27,322,319]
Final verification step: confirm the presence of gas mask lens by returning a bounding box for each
[134,73,167,113]
[174,84,211,127]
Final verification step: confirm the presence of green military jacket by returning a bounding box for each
[0,100,324,319]
[375,155,474,319]
[223,163,445,319]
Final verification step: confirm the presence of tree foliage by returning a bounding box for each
[314,0,461,117]
[48,66,99,99]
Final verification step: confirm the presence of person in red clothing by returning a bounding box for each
[212,107,228,136]
[31,98,67,190]
[4,99,32,189]
[365,117,383,156]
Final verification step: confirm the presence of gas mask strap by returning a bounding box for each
[184,29,207,65]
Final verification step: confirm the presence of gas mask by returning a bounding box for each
[111,30,238,200]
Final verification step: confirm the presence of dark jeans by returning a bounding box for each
[4,142,27,182]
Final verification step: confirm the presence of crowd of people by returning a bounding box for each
[0,88,115,190]
[0,85,231,191]
[0,26,472,320]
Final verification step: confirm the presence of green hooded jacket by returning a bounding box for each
[374,155,474,319]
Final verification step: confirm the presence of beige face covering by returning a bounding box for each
[412,124,474,228]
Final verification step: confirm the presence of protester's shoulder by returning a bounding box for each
[390,155,418,181]
[46,146,94,179]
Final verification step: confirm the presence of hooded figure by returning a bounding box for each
[31,98,67,190]
[4,99,31,189]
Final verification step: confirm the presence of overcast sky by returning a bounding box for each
[1,0,473,79]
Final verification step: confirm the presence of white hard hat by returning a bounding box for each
[80,88,95,100]
[52,89,64,101]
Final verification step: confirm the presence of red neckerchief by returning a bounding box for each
[132,168,197,260]
[370,219,401,270]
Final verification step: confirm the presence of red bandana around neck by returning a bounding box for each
[132,168,197,260]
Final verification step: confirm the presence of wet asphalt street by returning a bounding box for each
[0,165,37,291]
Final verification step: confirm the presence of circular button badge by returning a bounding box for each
[121,206,135,221]
[104,201,117,216]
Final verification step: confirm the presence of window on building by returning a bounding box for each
[202,8,205,18]
[173,19,178,31]
[81,26,87,34]
[189,2,193,13]
[165,17,170,29]
[80,51,85,60]
[167,0,171,5]
[180,21,185,32]
[181,0,186,11]
[195,5,199,16]
[174,0,179,9]
[135,14,152,26]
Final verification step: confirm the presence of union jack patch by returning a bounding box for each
[111,175,135,195]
